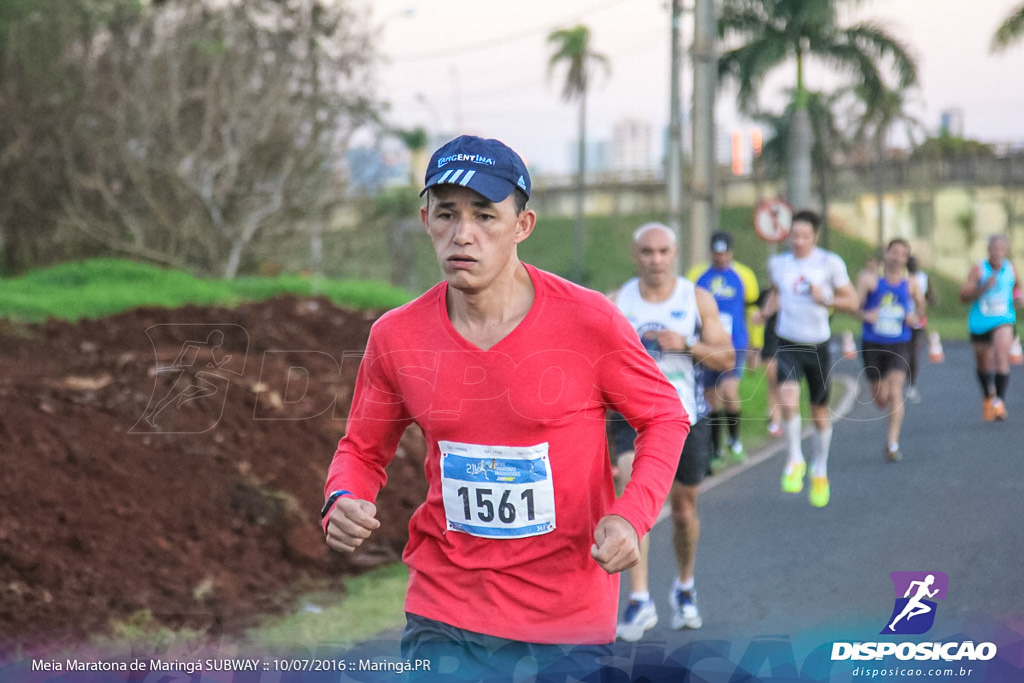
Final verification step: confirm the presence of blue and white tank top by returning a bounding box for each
[862,277,913,344]
[615,277,707,422]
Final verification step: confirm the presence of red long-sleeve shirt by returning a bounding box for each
[324,265,688,644]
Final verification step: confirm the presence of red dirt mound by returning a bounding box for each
[0,296,427,652]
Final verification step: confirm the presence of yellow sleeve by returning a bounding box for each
[735,260,764,348]
[734,260,760,305]
[686,262,709,286]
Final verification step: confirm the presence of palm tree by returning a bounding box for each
[755,88,855,247]
[852,84,926,246]
[547,24,608,284]
[992,2,1024,52]
[718,0,917,212]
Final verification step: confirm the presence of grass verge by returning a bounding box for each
[244,564,410,649]
[0,258,412,322]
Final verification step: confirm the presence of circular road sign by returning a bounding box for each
[753,198,793,243]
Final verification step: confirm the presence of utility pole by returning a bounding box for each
[667,0,685,271]
[690,0,717,269]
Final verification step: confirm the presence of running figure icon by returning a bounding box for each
[142,330,233,428]
[887,574,939,632]
[132,324,248,434]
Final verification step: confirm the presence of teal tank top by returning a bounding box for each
[968,260,1016,334]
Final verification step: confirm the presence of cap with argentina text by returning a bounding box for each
[420,135,531,203]
[710,230,734,253]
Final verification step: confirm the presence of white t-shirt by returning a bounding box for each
[615,277,706,422]
[913,271,928,297]
[769,248,851,344]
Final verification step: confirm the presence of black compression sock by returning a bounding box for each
[726,411,741,444]
[995,373,1009,401]
[709,410,723,453]
[977,370,994,397]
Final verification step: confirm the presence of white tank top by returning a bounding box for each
[769,248,851,343]
[615,277,706,422]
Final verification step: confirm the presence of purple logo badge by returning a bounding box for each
[881,571,949,635]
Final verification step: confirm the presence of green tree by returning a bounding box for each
[1,0,379,278]
[910,134,995,161]
[852,84,926,246]
[718,0,917,212]
[547,24,608,284]
[991,2,1024,52]
[755,88,853,247]
[392,126,429,185]
[0,0,34,58]
[0,0,144,274]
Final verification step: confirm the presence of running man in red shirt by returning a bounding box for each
[321,135,689,678]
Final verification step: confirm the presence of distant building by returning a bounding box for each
[939,108,964,138]
[346,139,410,194]
[611,118,655,172]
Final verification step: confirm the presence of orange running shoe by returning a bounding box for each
[982,397,996,422]
[992,398,1008,421]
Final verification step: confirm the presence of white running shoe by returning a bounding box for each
[616,599,658,642]
[669,587,703,630]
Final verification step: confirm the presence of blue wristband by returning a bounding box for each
[320,489,352,519]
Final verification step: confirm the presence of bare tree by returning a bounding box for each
[31,0,379,278]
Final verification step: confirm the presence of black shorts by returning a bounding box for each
[775,338,833,406]
[969,323,1016,344]
[861,340,912,383]
[760,313,780,361]
[910,326,926,347]
[607,412,711,487]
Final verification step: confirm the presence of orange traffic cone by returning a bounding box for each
[928,331,945,363]
[842,330,857,360]
[1011,336,1023,365]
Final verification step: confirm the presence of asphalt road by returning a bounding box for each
[618,338,1024,680]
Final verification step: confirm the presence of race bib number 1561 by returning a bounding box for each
[440,441,556,539]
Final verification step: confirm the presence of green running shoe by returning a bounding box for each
[809,476,831,507]
[781,461,806,493]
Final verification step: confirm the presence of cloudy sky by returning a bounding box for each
[367,0,1024,174]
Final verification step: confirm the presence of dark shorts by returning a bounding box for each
[702,354,747,388]
[861,340,912,383]
[775,338,833,407]
[401,612,614,682]
[607,412,711,486]
[760,314,780,361]
[969,323,1016,344]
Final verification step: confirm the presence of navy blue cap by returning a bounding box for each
[421,135,531,203]
[710,231,734,253]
